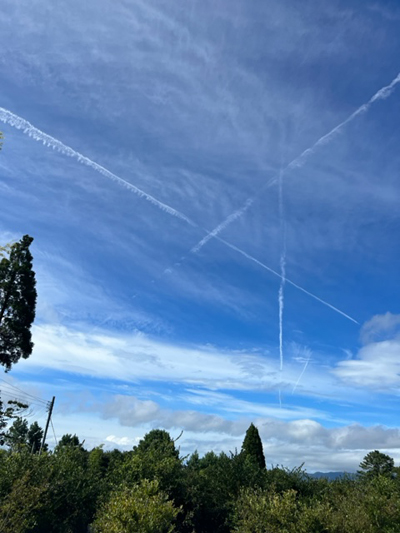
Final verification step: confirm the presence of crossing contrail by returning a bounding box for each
[216,236,359,324]
[0,108,359,324]
[0,107,195,226]
[190,71,400,253]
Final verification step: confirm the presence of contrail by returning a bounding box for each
[278,161,286,372]
[0,107,195,226]
[190,71,400,253]
[292,347,312,394]
[191,198,254,253]
[278,153,286,406]
[217,236,359,324]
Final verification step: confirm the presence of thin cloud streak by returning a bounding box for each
[190,71,400,252]
[0,107,195,226]
[292,349,312,394]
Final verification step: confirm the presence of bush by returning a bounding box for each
[91,479,180,533]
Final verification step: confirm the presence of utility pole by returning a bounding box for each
[40,396,55,454]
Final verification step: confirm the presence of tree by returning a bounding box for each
[134,429,180,459]
[4,417,28,450]
[27,421,45,453]
[358,450,394,479]
[55,433,84,451]
[241,423,266,469]
[0,235,37,371]
[0,400,29,445]
[0,132,3,151]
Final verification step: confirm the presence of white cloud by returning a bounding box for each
[360,312,400,344]
[335,339,400,388]
[19,324,362,405]
[334,314,400,389]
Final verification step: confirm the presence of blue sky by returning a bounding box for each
[1,0,400,471]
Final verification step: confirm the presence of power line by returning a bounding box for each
[0,379,49,405]
[0,390,49,409]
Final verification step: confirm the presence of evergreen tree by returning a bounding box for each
[358,450,394,479]
[55,433,84,450]
[4,417,28,450]
[241,423,266,469]
[0,235,37,371]
[27,421,46,453]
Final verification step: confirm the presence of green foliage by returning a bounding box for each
[4,419,46,453]
[4,417,28,450]
[0,399,29,445]
[55,433,84,450]
[0,446,102,532]
[27,421,45,453]
[241,423,266,469]
[0,235,37,370]
[134,429,180,459]
[234,486,333,533]
[92,479,180,533]
[358,450,395,480]
[0,433,399,533]
[120,430,183,493]
[183,449,265,533]
[234,473,400,533]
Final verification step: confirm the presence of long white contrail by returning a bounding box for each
[278,162,286,372]
[292,347,312,394]
[217,235,359,324]
[0,107,195,226]
[191,198,254,253]
[191,71,400,253]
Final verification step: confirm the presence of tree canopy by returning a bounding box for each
[0,235,37,371]
[358,450,394,479]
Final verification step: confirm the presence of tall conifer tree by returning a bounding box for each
[241,423,266,469]
[0,235,37,370]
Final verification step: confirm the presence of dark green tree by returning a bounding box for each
[241,423,266,469]
[4,417,28,450]
[0,400,28,446]
[0,235,37,371]
[134,429,180,459]
[27,421,46,453]
[55,433,84,450]
[358,450,394,479]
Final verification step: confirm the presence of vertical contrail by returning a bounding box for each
[0,107,195,226]
[278,159,286,373]
[278,151,286,407]
[190,71,400,253]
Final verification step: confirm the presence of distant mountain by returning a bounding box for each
[309,471,356,481]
